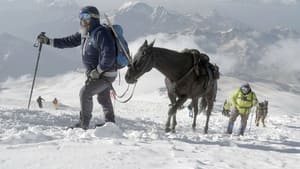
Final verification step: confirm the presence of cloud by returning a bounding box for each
[261,38,300,72]
[128,33,200,55]
[128,32,237,75]
[252,0,298,5]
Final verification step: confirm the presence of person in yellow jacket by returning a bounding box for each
[226,83,258,136]
[52,97,59,110]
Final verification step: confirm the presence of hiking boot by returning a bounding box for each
[69,121,89,130]
[105,118,115,123]
[95,120,115,128]
[68,122,81,129]
[238,125,246,136]
[105,113,115,123]
[81,118,91,130]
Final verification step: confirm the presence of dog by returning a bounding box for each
[255,100,268,127]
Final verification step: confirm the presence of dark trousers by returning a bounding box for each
[79,77,116,128]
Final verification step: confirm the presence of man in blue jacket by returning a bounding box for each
[37,6,117,130]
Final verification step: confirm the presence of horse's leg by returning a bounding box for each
[204,97,213,134]
[166,97,187,133]
[171,114,177,133]
[166,105,176,133]
[165,115,172,132]
[192,98,199,131]
[165,89,176,132]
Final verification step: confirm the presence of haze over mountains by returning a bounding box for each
[0,2,299,168]
[0,0,299,86]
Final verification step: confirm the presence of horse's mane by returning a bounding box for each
[153,47,188,58]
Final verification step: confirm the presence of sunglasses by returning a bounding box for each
[241,86,250,94]
[79,13,92,20]
[79,13,100,20]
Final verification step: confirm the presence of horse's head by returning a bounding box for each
[125,40,155,84]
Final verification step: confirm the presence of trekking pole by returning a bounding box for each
[27,32,45,109]
[248,108,255,133]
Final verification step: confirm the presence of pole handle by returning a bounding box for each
[34,32,46,48]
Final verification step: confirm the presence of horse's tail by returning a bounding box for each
[199,97,207,113]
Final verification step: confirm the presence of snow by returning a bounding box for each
[118,1,153,14]
[0,71,299,169]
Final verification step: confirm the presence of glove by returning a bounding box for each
[231,105,238,112]
[88,69,101,80]
[37,33,50,45]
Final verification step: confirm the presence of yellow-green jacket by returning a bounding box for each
[223,100,231,111]
[231,89,258,114]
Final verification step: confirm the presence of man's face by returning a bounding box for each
[241,86,250,94]
[80,19,91,28]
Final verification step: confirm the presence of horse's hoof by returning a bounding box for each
[171,129,176,133]
[165,128,172,133]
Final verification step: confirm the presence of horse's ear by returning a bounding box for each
[149,40,155,47]
[143,40,148,47]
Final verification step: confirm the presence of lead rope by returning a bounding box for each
[111,83,137,103]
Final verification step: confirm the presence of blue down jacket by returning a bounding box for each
[53,24,116,73]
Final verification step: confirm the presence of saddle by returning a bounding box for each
[182,49,220,79]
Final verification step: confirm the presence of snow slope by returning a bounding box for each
[0,71,299,169]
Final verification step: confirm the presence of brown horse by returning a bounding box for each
[125,40,219,133]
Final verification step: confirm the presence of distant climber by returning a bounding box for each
[52,97,58,110]
[36,96,45,108]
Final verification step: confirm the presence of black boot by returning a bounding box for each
[69,111,84,129]
[70,112,91,130]
[239,125,246,136]
[105,113,115,123]
[81,113,91,130]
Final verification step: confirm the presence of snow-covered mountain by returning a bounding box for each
[113,1,195,41]
[0,0,79,40]
[0,0,78,9]
[112,2,300,84]
[0,32,81,80]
